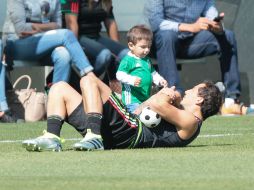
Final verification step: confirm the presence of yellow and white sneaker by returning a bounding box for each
[22,130,64,152]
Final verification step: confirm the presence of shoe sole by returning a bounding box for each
[73,145,104,151]
[22,142,61,152]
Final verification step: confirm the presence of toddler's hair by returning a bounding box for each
[127,25,153,45]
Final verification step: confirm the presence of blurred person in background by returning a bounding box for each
[1,0,95,122]
[61,0,128,92]
[145,0,254,115]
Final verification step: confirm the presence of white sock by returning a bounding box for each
[224,98,235,108]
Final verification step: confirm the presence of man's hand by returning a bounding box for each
[20,30,38,38]
[209,12,225,34]
[32,23,43,33]
[179,17,210,33]
[159,86,182,107]
[191,17,213,33]
[179,13,224,34]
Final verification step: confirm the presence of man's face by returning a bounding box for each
[129,39,151,58]
[182,83,205,105]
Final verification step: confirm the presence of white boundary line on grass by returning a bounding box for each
[0,138,82,143]
[1,133,253,143]
[198,133,244,138]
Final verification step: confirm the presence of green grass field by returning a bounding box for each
[0,116,253,190]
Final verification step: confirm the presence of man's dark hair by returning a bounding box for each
[198,81,223,120]
[127,25,153,45]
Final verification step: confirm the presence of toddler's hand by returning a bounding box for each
[159,79,168,87]
[134,77,141,87]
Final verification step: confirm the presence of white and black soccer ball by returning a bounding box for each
[139,106,161,128]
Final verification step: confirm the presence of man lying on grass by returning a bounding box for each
[22,73,222,151]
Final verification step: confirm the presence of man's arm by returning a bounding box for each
[180,0,224,34]
[11,0,61,37]
[134,87,180,114]
[149,93,199,140]
[147,0,221,34]
[203,0,218,20]
[178,17,214,33]
[145,0,179,32]
[134,88,197,139]
[10,0,59,36]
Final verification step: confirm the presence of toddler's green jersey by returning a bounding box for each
[118,55,155,104]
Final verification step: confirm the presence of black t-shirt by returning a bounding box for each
[62,0,115,39]
[136,119,202,148]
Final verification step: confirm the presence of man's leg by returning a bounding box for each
[22,82,83,152]
[216,30,240,101]
[73,72,112,151]
[80,72,111,113]
[217,30,254,114]
[79,35,112,76]
[178,30,253,115]
[181,30,241,100]
[50,47,71,83]
[154,30,183,94]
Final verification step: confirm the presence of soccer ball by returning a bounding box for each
[139,106,161,128]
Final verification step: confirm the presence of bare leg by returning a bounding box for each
[73,73,111,151]
[80,72,111,114]
[47,81,82,118]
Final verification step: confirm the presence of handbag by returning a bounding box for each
[7,75,47,122]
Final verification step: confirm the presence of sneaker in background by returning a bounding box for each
[73,129,104,151]
[220,102,254,116]
[22,130,63,152]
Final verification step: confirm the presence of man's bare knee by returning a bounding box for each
[49,81,69,97]
[80,75,97,91]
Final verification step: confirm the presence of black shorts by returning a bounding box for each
[66,93,143,149]
[65,102,87,136]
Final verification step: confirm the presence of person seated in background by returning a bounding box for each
[116,25,168,113]
[145,0,254,115]
[61,0,128,91]
[22,72,222,152]
[0,0,95,122]
[0,39,14,122]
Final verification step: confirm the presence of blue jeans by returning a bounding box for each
[0,39,9,112]
[154,29,241,99]
[5,29,93,81]
[79,35,128,78]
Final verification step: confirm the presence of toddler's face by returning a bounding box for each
[129,39,151,58]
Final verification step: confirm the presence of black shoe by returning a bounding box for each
[0,111,24,123]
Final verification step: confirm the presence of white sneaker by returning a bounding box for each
[22,130,63,152]
[73,129,104,151]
